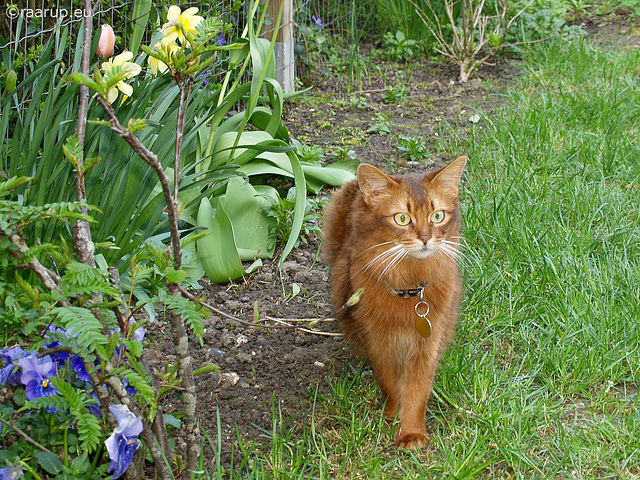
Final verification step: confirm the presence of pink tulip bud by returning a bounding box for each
[96,24,116,58]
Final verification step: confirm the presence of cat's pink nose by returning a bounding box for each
[418,234,431,244]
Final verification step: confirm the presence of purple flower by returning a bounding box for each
[17,352,54,385]
[0,464,24,480]
[0,346,25,386]
[217,32,226,46]
[44,325,74,367]
[312,15,323,27]
[133,325,146,342]
[71,355,91,382]
[105,405,143,479]
[87,391,102,417]
[16,353,59,411]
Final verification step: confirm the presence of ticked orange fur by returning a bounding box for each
[322,157,467,448]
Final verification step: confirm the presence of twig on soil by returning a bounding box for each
[264,316,343,336]
[177,285,345,336]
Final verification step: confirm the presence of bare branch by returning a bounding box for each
[0,418,57,456]
[6,231,71,307]
[412,0,533,82]
[96,96,182,268]
[73,0,96,267]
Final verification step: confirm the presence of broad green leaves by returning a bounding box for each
[195,178,271,282]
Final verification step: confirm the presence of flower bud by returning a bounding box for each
[96,24,116,58]
[346,288,365,307]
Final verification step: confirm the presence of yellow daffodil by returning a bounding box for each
[161,6,203,44]
[101,51,142,103]
[148,36,180,75]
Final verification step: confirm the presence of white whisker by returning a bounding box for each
[439,239,475,266]
[350,244,403,281]
[365,245,403,270]
[363,241,395,253]
[437,242,462,263]
[378,248,409,281]
[368,247,405,277]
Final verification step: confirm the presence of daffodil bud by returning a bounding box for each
[96,24,116,58]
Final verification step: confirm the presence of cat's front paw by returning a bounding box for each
[396,432,428,449]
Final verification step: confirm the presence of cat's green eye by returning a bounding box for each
[394,213,411,226]
[431,211,445,224]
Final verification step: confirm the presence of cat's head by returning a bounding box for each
[356,157,467,264]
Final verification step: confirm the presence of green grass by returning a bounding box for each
[238,40,640,479]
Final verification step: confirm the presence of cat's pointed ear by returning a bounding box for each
[432,156,467,195]
[357,164,396,205]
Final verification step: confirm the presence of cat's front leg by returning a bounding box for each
[368,357,401,419]
[395,342,442,448]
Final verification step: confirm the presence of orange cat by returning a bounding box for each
[322,157,467,448]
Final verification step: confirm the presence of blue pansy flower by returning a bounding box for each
[0,464,24,480]
[43,326,73,367]
[86,391,102,417]
[0,347,26,386]
[132,325,146,342]
[71,355,91,382]
[105,404,143,479]
[312,15,323,27]
[16,353,59,411]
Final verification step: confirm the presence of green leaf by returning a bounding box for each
[81,156,102,173]
[128,118,149,133]
[34,451,64,475]
[129,0,153,54]
[279,150,306,265]
[166,267,187,283]
[6,69,17,93]
[196,197,245,283]
[181,230,210,248]
[218,177,276,261]
[0,176,32,196]
[163,413,181,429]
[193,363,221,376]
[51,306,109,350]
[181,231,206,283]
[229,38,250,67]
[69,71,101,91]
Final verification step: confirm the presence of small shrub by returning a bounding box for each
[397,135,429,162]
[381,84,408,104]
[265,188,327,249]
[367,113,393,136]
[383,30,418,62]
[329,147,358,162]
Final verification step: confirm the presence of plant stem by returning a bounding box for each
[72,0,96,267]
[102,363,171,480]
[96,93,200,477]
[0,418,56,456]
[174,77,185,216]
[7,231,70,307]
[167,285,200,474]
[96,97,182,267]
[170,76,199,471]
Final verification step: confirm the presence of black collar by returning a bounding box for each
[383,282,427,298]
